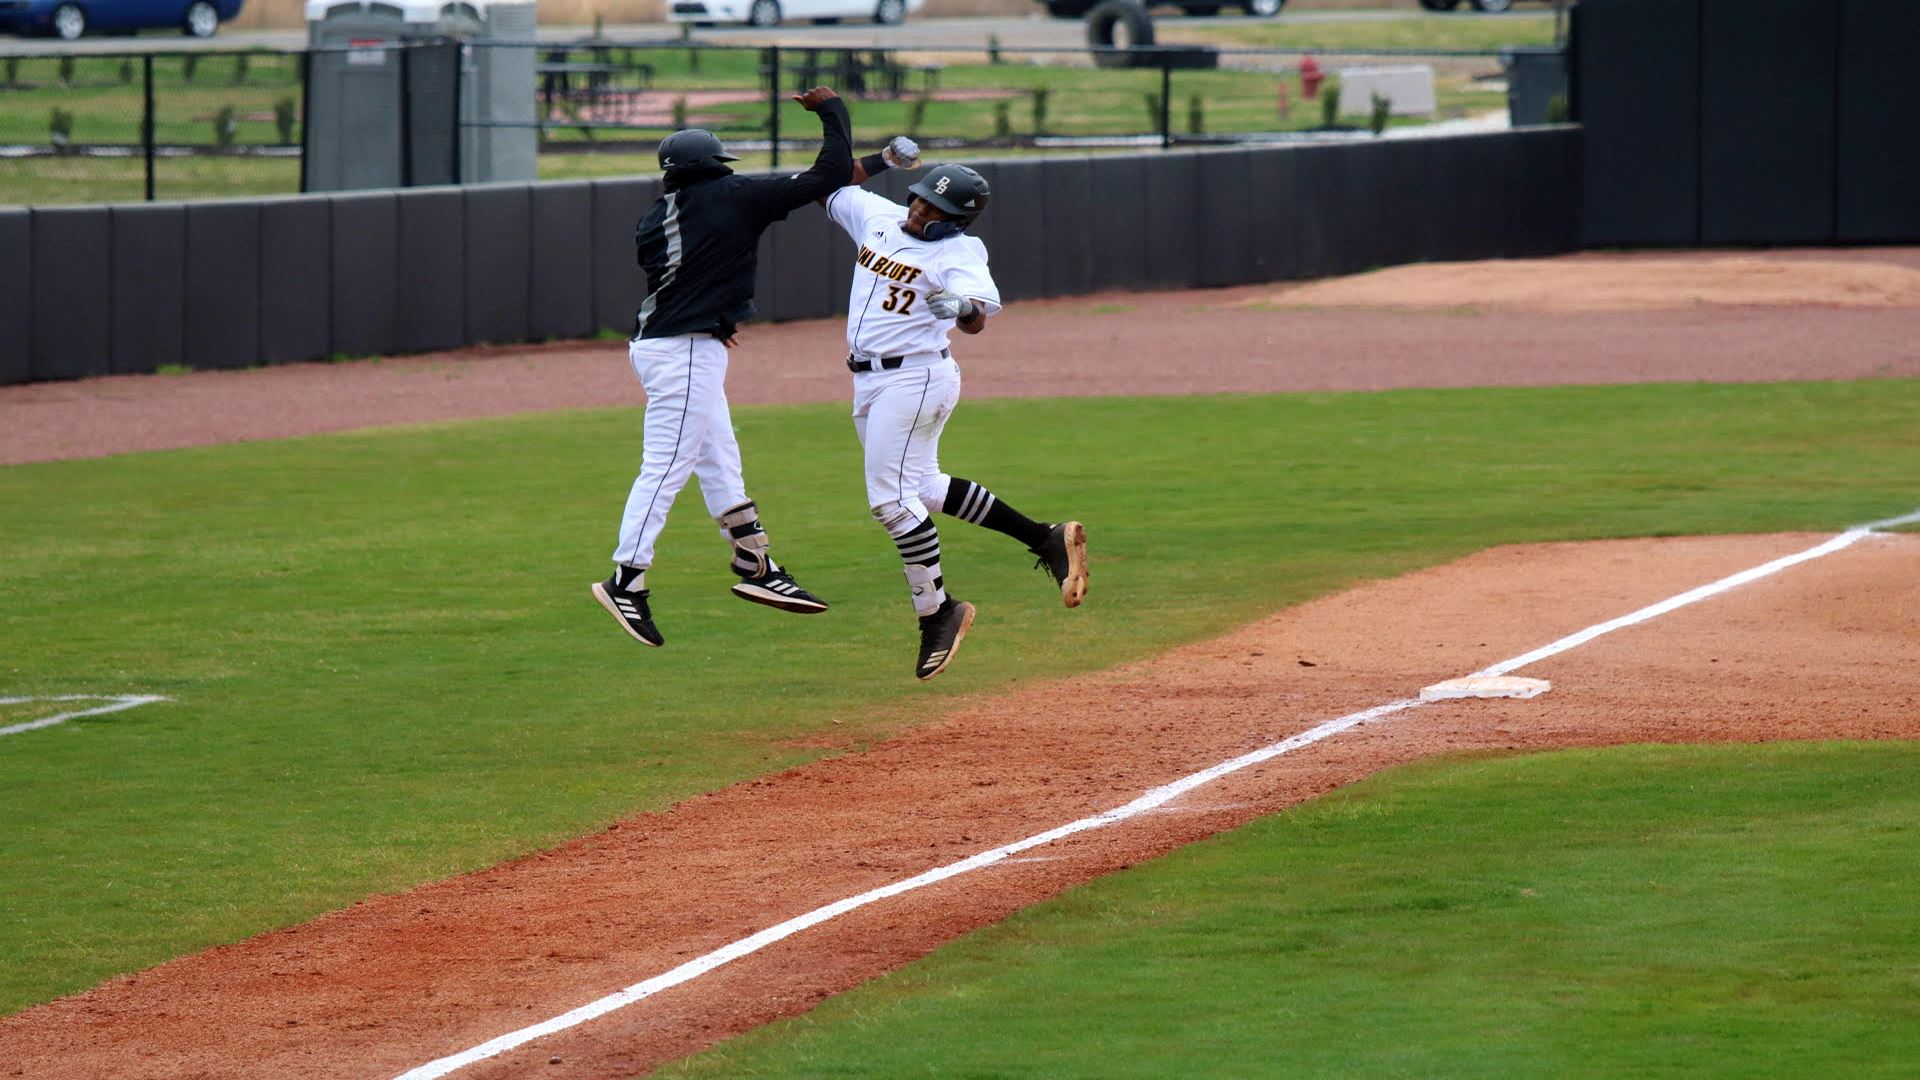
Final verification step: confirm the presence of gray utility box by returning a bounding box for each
[303,0,536,192]
[1503,45,1568,127]
[463,0,537,187]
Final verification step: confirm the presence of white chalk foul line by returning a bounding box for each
[396,511,1917,1080]
[0,695,170,738]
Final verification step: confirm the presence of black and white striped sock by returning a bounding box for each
[894,517,946,616]
[943,477,1050,549]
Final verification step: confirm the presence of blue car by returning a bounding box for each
[0,0,244,40]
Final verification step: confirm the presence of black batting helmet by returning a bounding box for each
[658,128,739,174]
[908,164,991,238]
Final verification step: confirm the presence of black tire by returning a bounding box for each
[1242,0,1283,15]
[745,0,780,27]
[872,0,905,24]
[183,0,219,37]
[1045,0,1093,16]
[1418,0,1462,10]
[50,1,86,39]
[1470,0,1513,10]
[1087,0,1154,65]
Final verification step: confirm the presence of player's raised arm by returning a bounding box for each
[854,136,922,186]
[768,86,854,213]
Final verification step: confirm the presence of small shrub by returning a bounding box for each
[993,100,1011,141]
[233,53,250,85]
[182,54,199,83]
[57,55,74,86]
[907,92,931,137]
[1187,93,1204,135]
[987,33,1002,65]
[213,105,236,147]
[1029,85,1049,135]
[4,57,19,88]
[593,13,604,37]
[49,108,74,151]
[119,58,134,84]
[1545,92,1569,124]
[1143,90,1160,129]
[670,95,688,129]
[1320,81,1341,129]
[1369,91,1391,136]
[273,98,297,144]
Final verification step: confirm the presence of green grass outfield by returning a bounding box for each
[658,741,1920,1078]
[2,380,1917,1016]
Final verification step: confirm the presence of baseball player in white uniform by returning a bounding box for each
[823,144,1090,680]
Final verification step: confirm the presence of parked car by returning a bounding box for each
[666,0,925,28]
[1041,0,1285,17]
[1419,0,1520,10]
[0,0,244,39]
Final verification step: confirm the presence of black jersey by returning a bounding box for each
[633,100,852,340]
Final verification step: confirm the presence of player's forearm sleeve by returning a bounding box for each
[779,99,854,211]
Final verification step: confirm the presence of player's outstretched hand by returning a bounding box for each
[792,86,840,112]
[881,135,922,171]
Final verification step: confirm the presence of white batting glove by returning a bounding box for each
[924,290,976,321]
[881,135,922,171]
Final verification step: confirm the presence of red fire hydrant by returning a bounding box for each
[1300,55,1323,100]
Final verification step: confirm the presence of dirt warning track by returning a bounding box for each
[3,527,1915,1079]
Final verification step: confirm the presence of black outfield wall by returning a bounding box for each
[1576,0,1920,246]
[3,129,1578,385]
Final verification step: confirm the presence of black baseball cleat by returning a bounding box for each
[914,597,976,681]
[591,576,664,647]
[1029,521,1089,609]
[731,566,830,614]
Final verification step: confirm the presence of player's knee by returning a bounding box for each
[917,473,954,515]
[871,500,922,537]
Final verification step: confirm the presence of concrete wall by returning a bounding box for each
[2,129,1579,384]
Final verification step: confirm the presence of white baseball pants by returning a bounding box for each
[852,357,963,529]
[612,335,750,569]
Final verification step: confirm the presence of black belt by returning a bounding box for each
[847,348,949,373]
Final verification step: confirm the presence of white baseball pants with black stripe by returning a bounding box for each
[852,357,964,528]
[612,334,750,570]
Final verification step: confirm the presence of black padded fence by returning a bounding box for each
[1575,0,1920,247]
[2,130,1579,385]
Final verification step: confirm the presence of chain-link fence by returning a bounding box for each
[1,37,1557,207]
[0,48,304,206]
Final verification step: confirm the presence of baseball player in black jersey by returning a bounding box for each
[592,86,852,649]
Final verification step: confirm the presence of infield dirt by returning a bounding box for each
[1,250,1916,1078]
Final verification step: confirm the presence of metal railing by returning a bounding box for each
[2,35,1550,207]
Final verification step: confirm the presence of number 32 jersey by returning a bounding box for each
[825,186,1003,359]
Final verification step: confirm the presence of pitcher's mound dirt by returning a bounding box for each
[2,529,1914,1079]
[1262,254,1920,313]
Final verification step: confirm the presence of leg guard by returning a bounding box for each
[717,500,773,578]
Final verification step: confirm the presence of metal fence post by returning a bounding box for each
[449,40,462,184]
[298,48,312,194]
[142,53,155,200]
[398,43,414,187]
[767,44,781,170]
[1159,54,1172,151]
